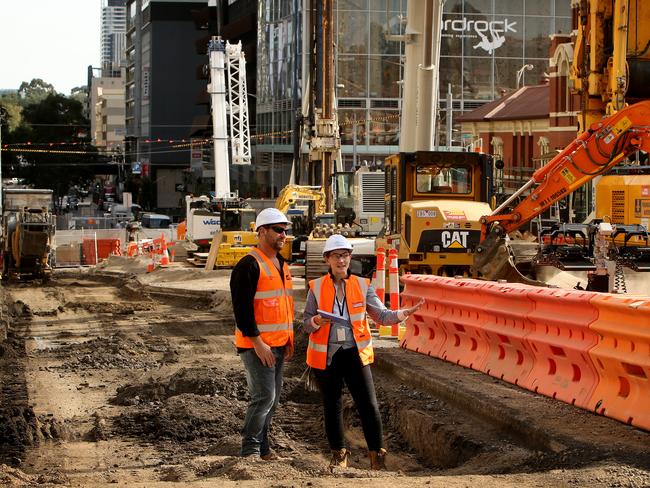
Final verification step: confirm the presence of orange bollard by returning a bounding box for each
[388,248,400,336]
[376,247,386,304]
[127,242,138,257]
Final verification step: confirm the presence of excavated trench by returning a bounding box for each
[0,274,649,485]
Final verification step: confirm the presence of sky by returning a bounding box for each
[0,0,101,95]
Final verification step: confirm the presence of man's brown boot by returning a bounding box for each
[329,448,349,468]
[369,448,387,470]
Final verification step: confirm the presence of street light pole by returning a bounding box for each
[516,64,534,89]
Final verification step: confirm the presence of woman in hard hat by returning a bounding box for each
[303,234,424,470]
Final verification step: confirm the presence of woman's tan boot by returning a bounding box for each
[329,448,350,468]
[369,448,387,470]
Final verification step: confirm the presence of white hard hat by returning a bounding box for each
[255,208,291,231]
[323,234,353,255]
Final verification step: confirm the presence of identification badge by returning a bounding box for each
[336,328,346,342]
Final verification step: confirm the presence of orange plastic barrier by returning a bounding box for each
[176,220,186,241]
[524,288,600,409]
[127,242,139,257]
[400,275,447,357]
[436,277,491,370]
[587,296,650,430]
[479,282,536,385]
[82,238,122,265]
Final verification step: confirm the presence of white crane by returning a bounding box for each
[207,36,251,199]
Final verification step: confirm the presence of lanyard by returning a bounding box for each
[334,283,346,317]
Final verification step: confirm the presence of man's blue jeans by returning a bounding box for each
[240,347,285,457]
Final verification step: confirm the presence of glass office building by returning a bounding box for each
[255,0,571,190]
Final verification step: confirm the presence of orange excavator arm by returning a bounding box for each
[473,100,650,281]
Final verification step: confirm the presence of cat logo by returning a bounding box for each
[234,234,242,243]
[441,230,469,249]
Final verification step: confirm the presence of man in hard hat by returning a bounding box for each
[230,207,294,460]
[303,234,424,470]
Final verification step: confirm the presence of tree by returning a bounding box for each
[18,78,56,104]
[70,86,88,106]
[0,96,23,132]
[9,93,97,200]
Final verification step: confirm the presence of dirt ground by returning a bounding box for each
[0,263,649,487]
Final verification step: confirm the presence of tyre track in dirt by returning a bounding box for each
[0,272,649,487]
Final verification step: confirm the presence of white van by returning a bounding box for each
[141,213,171,229]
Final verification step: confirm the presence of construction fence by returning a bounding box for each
[54,228,177,267]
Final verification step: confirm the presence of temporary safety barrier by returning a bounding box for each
[126,241,139,257]
[399,274,650,432]
[435,277,491,370]
[588,295,650,430]
[479,282,536,386]
[81,238,122,265]
[525,288,600,409]
[399,275,447,356]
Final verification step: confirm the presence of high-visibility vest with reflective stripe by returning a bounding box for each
[306,273,373,370]
[235,247,294,348]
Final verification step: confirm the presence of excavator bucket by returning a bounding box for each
[472,228,546,286]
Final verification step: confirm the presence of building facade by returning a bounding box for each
[101,0,128,77]
[90,73,127,152]
[440,1,572,121]
[457,34,583,215]
[254,0,572,196]
[125,0,210,212]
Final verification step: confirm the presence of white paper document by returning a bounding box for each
[316,309,348,324]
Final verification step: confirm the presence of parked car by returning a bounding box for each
[141,213,171,229]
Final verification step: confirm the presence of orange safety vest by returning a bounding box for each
[306,273,373,370]
[235,247,294,349]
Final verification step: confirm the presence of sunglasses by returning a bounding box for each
[267,225,288,235]
[329,251,351,260]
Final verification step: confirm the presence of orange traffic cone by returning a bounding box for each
[146,251,156,273]
[159,236,171,267]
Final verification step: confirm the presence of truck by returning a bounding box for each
[1,189,56,282]
[378,0,499,277]
[334,167,385,236]
[381,150,494,276]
